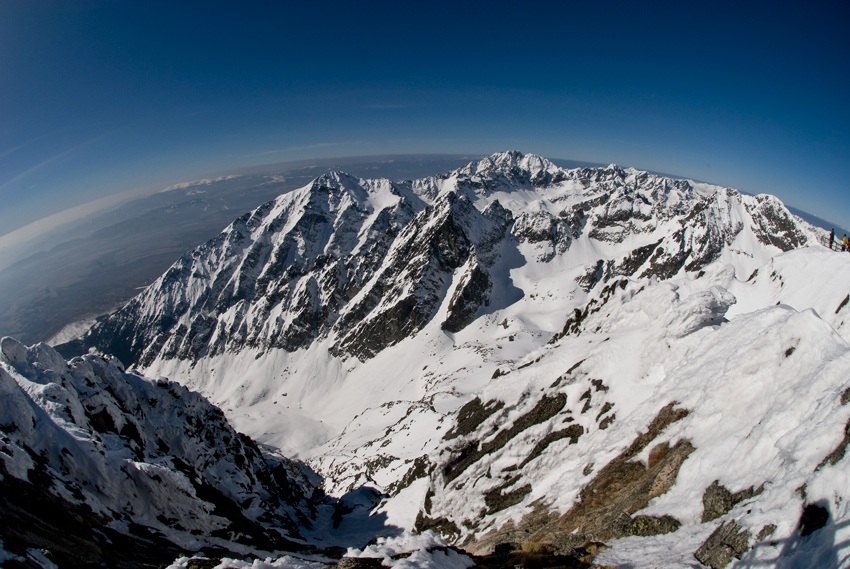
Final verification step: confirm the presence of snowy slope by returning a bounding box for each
[408,268,850,566]
[53,151,849,567]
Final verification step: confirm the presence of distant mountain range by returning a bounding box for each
[2,153,846,349]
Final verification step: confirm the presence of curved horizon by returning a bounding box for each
[1,2,847,238]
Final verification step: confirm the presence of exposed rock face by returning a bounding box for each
[65,152,823,368]
[332,192,512,359]
[18,153,850,565]
[701,480,761,523]
[0,461,183,569]
[694,520,752,569]
[747,194,810,252]
[78,173,425,366]
[442,258,493,333]
[410,369,694,557]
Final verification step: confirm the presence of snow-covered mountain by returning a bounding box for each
[0,336,332,566]
[30,151,850,567]
[74,151,823,370]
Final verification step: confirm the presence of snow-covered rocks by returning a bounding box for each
[0,338,320,565]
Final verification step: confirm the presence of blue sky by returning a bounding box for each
[1,0,848,235]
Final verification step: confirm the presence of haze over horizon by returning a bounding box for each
[1,1,848,237]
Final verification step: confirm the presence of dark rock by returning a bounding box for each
[414,512,461,540]
[816,417,850,470]
[550,280,627,342]
[336,191,509,360]
[468,547,593,569]
[493,542,518,557]
[87,407,117,434]
[614,513,681,537]
[747,195,808,252]
[595,402,613,422]
[837,294,850,315]
[610,241,660,279]
[443,398,505,441]
[442,259,493,333]
[484,482,532,515]
[576,260,605,292]
[186,559,221,569]
[519,425,584,468]
[756,524,777,541]
[702,481,734,523]
[598,414,615,430]
[694,520,751,569]
[443,394,567,482]
[0,459,182,569]
[388,455,432,496]
[467,403,693,556]
[335,557,385,569]
[639,236,690,280]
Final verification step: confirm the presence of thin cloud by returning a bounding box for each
[0,134,110,192]
[0,182,161,269]
[0,133,52,161]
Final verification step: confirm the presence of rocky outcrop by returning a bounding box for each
[701,481,762,523]
[477,403,693,554]
[694,521,752,569]
[747,194,809,252]
[76,173,425,365]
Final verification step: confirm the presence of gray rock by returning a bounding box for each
[694,521,751,569]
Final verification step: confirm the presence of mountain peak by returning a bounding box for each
[311,169,363,189]
[444,150,564,193]
[476,150,556,174]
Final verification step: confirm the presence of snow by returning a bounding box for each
[167,554,328,569]
[165,532,475,569]
[46,315,100,345]
[21,151,848,566]
[144,241,850,565]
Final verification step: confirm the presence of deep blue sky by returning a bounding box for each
[1,0,848,235]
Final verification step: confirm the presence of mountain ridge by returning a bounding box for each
[62,151,826,368]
